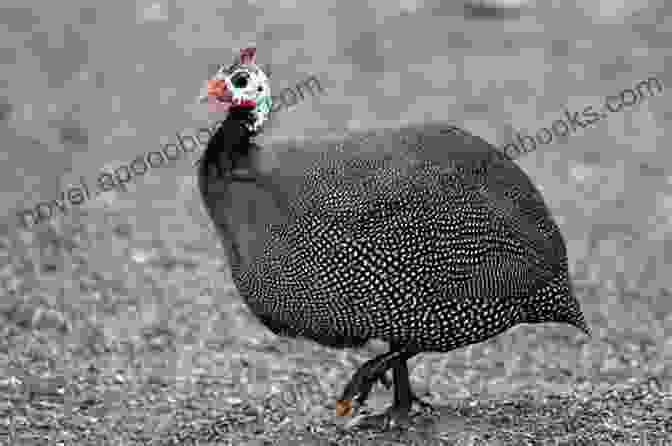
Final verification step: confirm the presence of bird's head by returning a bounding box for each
[201,47,272,134]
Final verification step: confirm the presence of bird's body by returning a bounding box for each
[198,112,590,427]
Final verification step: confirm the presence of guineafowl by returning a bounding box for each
[197,103,591,428]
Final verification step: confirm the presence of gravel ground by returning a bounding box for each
[0,220,670,444]
[1,0,671,445]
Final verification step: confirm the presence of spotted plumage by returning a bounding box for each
[198,109,590,427]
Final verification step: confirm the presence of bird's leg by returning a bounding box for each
[351,356,435,429]
[337,350,401,415]
[390,359,434,414]
[338,343,434,429]
[371,356,417,428]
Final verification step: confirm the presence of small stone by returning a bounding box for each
[335,399,352,417]
[225,396,243,405]
[32,308,70,332]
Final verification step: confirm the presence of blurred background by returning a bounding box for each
[0,0,670,444]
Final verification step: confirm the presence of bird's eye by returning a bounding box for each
[231,72,249,88]
[257,85,263,92]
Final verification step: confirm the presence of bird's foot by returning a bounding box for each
[345,403,413,430]
[344,394,435,430]
[410,392,435,413]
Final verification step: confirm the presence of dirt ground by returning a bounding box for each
[0,0,671,444]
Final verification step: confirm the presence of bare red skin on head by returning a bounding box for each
[204,47,259,114]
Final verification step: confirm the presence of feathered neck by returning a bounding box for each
[199,107,257,182]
